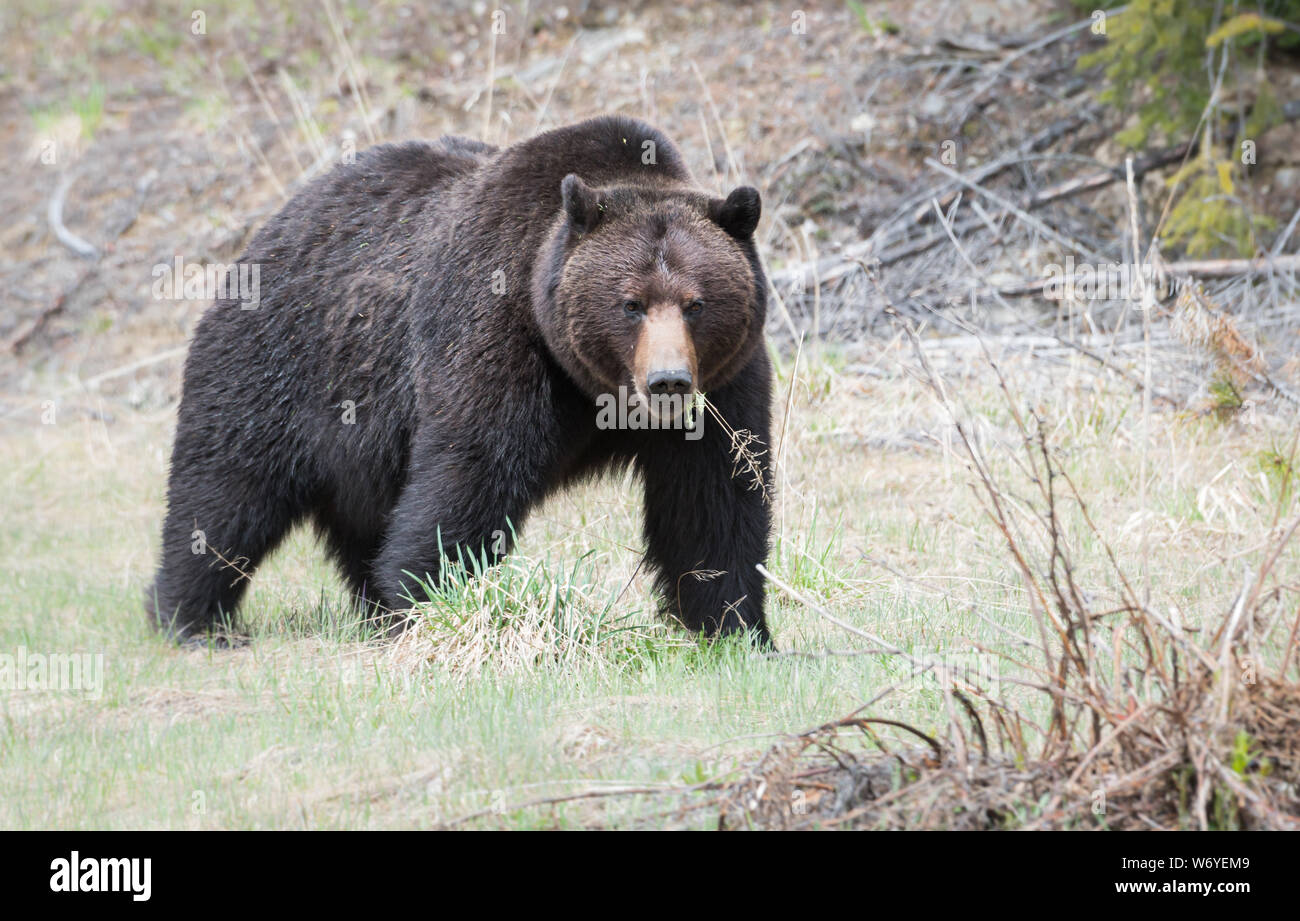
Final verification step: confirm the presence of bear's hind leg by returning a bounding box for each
[148,464,306,642]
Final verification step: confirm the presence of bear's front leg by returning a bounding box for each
[638,355,774,646]
[371,424,554,626]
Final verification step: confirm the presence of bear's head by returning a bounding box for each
[532,174,765,415]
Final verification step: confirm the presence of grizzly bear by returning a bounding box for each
[148,115,773,646]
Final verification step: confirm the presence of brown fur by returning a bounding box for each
[148,115,775,646]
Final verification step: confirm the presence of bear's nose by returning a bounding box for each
[647,369,693,395]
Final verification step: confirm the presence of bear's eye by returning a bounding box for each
[686,298,705,314]
[622,299,644,316]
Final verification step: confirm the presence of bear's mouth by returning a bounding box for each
[630,384,700,426]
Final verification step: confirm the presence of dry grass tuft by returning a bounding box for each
[382,555,670,683]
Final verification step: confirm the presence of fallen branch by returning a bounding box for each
[924,158,1107,261]
[993,254,1300,297]
[767,139,1233,290]
[48,172,99,260]
[910,108,1102,225]
[80,347,189,389]
[3,264,97,355]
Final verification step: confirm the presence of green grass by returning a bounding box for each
[1,349,1295,828]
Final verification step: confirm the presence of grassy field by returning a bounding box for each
[3,336,1294,829]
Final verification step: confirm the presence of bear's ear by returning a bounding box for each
[709,186,761,239]
[561,173,603,235]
